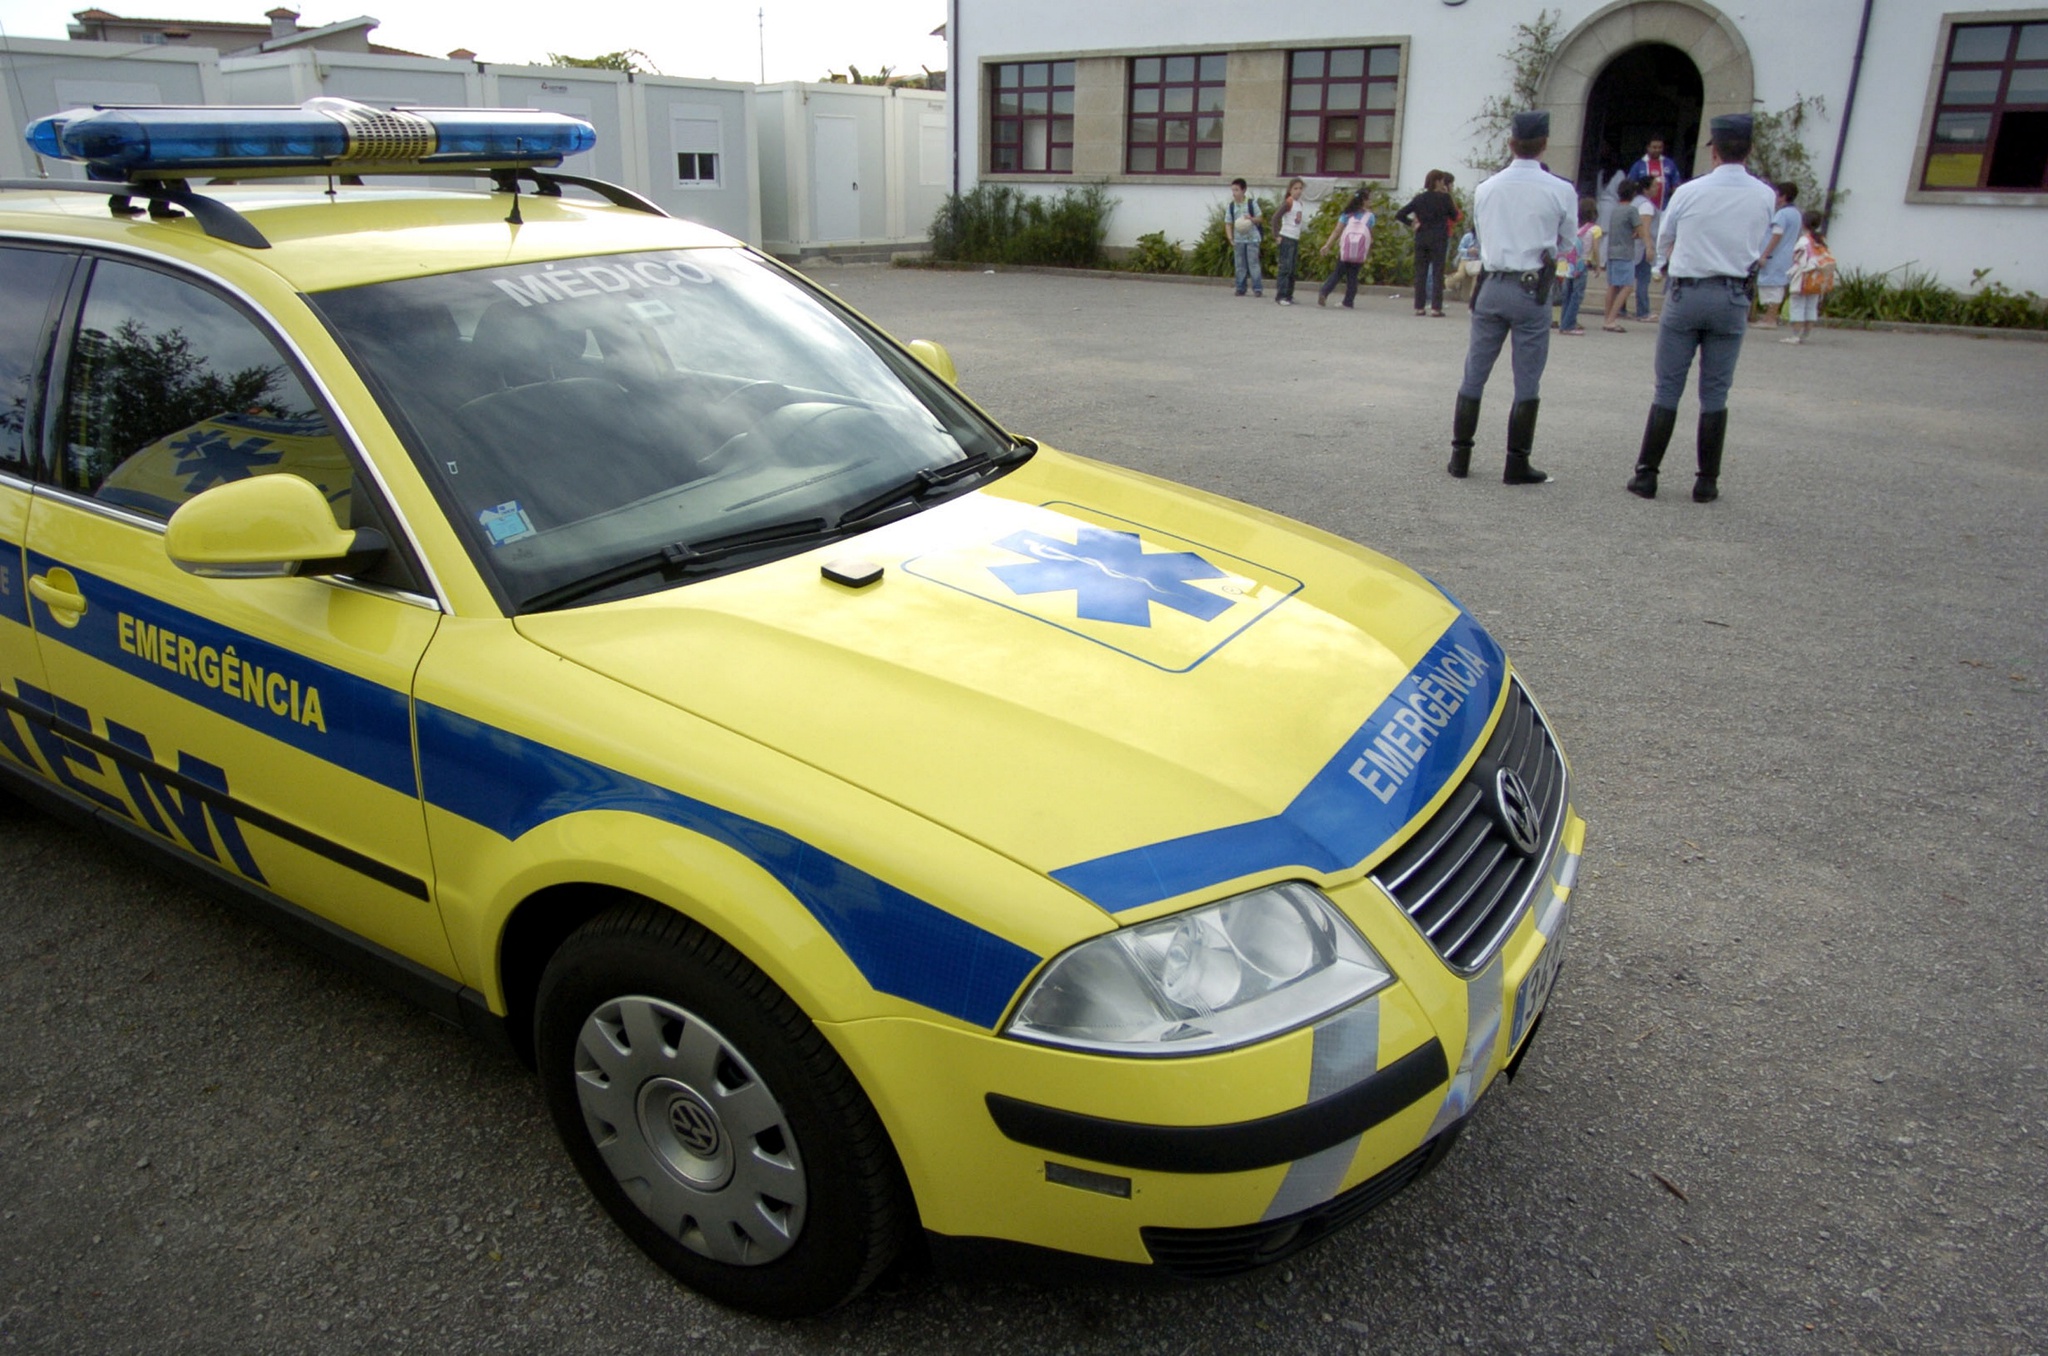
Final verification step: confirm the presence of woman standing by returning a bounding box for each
[1394,170,1462,317]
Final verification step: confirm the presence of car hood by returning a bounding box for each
[514,447,1507,917]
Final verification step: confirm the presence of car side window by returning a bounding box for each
[58,258,345,516]
[55,258,423,593]
[0,247,75,476]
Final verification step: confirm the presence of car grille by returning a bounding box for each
[1140,1132,1458,1278]
[1370,677,1567,973]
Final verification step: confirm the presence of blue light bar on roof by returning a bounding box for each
[23,98,596,177]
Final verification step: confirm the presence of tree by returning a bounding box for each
[543,49,658,73]
[821,63,938,89]
[1748,93,1834,213]
[1467,10,1563,175]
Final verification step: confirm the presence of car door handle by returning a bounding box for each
[29,570,86,626]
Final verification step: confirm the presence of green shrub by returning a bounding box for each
[1128,230,1186,274]
[1820,266,2046,330]
[928,183,1114,268]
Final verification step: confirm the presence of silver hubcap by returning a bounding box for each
[573,996,806,1265]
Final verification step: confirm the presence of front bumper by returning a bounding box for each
[826,809,1584,1268]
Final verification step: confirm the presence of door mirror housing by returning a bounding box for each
[164,474,387,579]
[905,339,958,386]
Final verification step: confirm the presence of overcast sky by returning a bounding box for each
[0,0,948,84]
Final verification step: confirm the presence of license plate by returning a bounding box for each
[1507,903,1569,1055]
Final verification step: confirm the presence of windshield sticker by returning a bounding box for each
[478,501,537,546]
[628,299,675,322]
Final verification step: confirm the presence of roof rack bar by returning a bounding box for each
[478,166,667,218]
[0,177,271,248]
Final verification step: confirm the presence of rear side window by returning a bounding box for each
[0,246,74,475]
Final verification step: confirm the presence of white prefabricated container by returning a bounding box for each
[755,82,949,257]
[627,75,760,245]
[482,64,633,189]
[0,36,222,180]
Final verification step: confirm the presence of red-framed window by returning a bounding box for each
[1126,53,1227,175]
[1922,20,2048,190]
[1283,46,1401,178]
[990,60,1075,173]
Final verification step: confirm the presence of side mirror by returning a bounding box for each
[165,474,387,579]
[905,339,958,386]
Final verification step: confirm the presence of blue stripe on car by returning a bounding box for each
[23,559,1039,1027]
[1052,612,1506,912]
[25,555,419,796]
[415,704,1041,1028]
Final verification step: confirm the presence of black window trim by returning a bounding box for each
[4,232,450,610]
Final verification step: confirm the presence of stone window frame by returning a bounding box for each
[1125,53,1229,176]
[1282,45,1403,180]
[988,59,1077,174]
[1908,8,2048,207]
[977,38,1408,190]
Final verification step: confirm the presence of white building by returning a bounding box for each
[944,0,2048,292]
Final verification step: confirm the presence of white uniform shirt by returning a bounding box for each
[1472,159,1576,272]
[1656,163,1777,279]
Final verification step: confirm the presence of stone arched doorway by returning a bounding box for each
[1537,0,1755,191]
[1581,44,1704,194]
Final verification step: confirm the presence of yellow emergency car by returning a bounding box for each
[0,101,1581,1316]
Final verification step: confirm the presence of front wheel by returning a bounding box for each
[534,900,912,1317]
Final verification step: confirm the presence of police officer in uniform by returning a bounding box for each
[1626,113,1776,502]
[1448,110,1576,485]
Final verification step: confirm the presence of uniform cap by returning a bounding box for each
[1511,110,1550,140]
[1710,112,1754,139]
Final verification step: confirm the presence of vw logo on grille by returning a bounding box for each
[668,1094,721,1158]
[1493,768,1544,857]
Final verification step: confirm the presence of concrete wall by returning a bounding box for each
[952,0,2048,291]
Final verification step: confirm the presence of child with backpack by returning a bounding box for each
[1556,197,1602,336]
[1783,210,1836,345]
[1317,192,1374,308]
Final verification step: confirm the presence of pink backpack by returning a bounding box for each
[1338,213,1373,264]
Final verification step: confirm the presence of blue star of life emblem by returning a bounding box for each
[171,428,282,493]
[988,526,1231,628]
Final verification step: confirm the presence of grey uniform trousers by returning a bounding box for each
[1653,276,1750,413]
[1458,276,1550,404]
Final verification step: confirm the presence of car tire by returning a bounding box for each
[534,898,912,1317]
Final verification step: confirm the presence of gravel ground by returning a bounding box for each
[3,265,2045,1355]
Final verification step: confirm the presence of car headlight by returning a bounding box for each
[1004,882,1393,1057]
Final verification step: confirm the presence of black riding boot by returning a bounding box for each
[1448,394,1480,478]
[1694,408,1728,502]
[1628,405,1679,498]
[1502,399,1550,484]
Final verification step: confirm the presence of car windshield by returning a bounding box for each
[309,247,1010,609]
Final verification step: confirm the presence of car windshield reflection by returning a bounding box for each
[310,248,1009,609]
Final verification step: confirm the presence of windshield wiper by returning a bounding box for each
[520,517,831,612]
[835,441,1032,531]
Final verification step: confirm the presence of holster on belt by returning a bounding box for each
[1535,251,1557,306]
